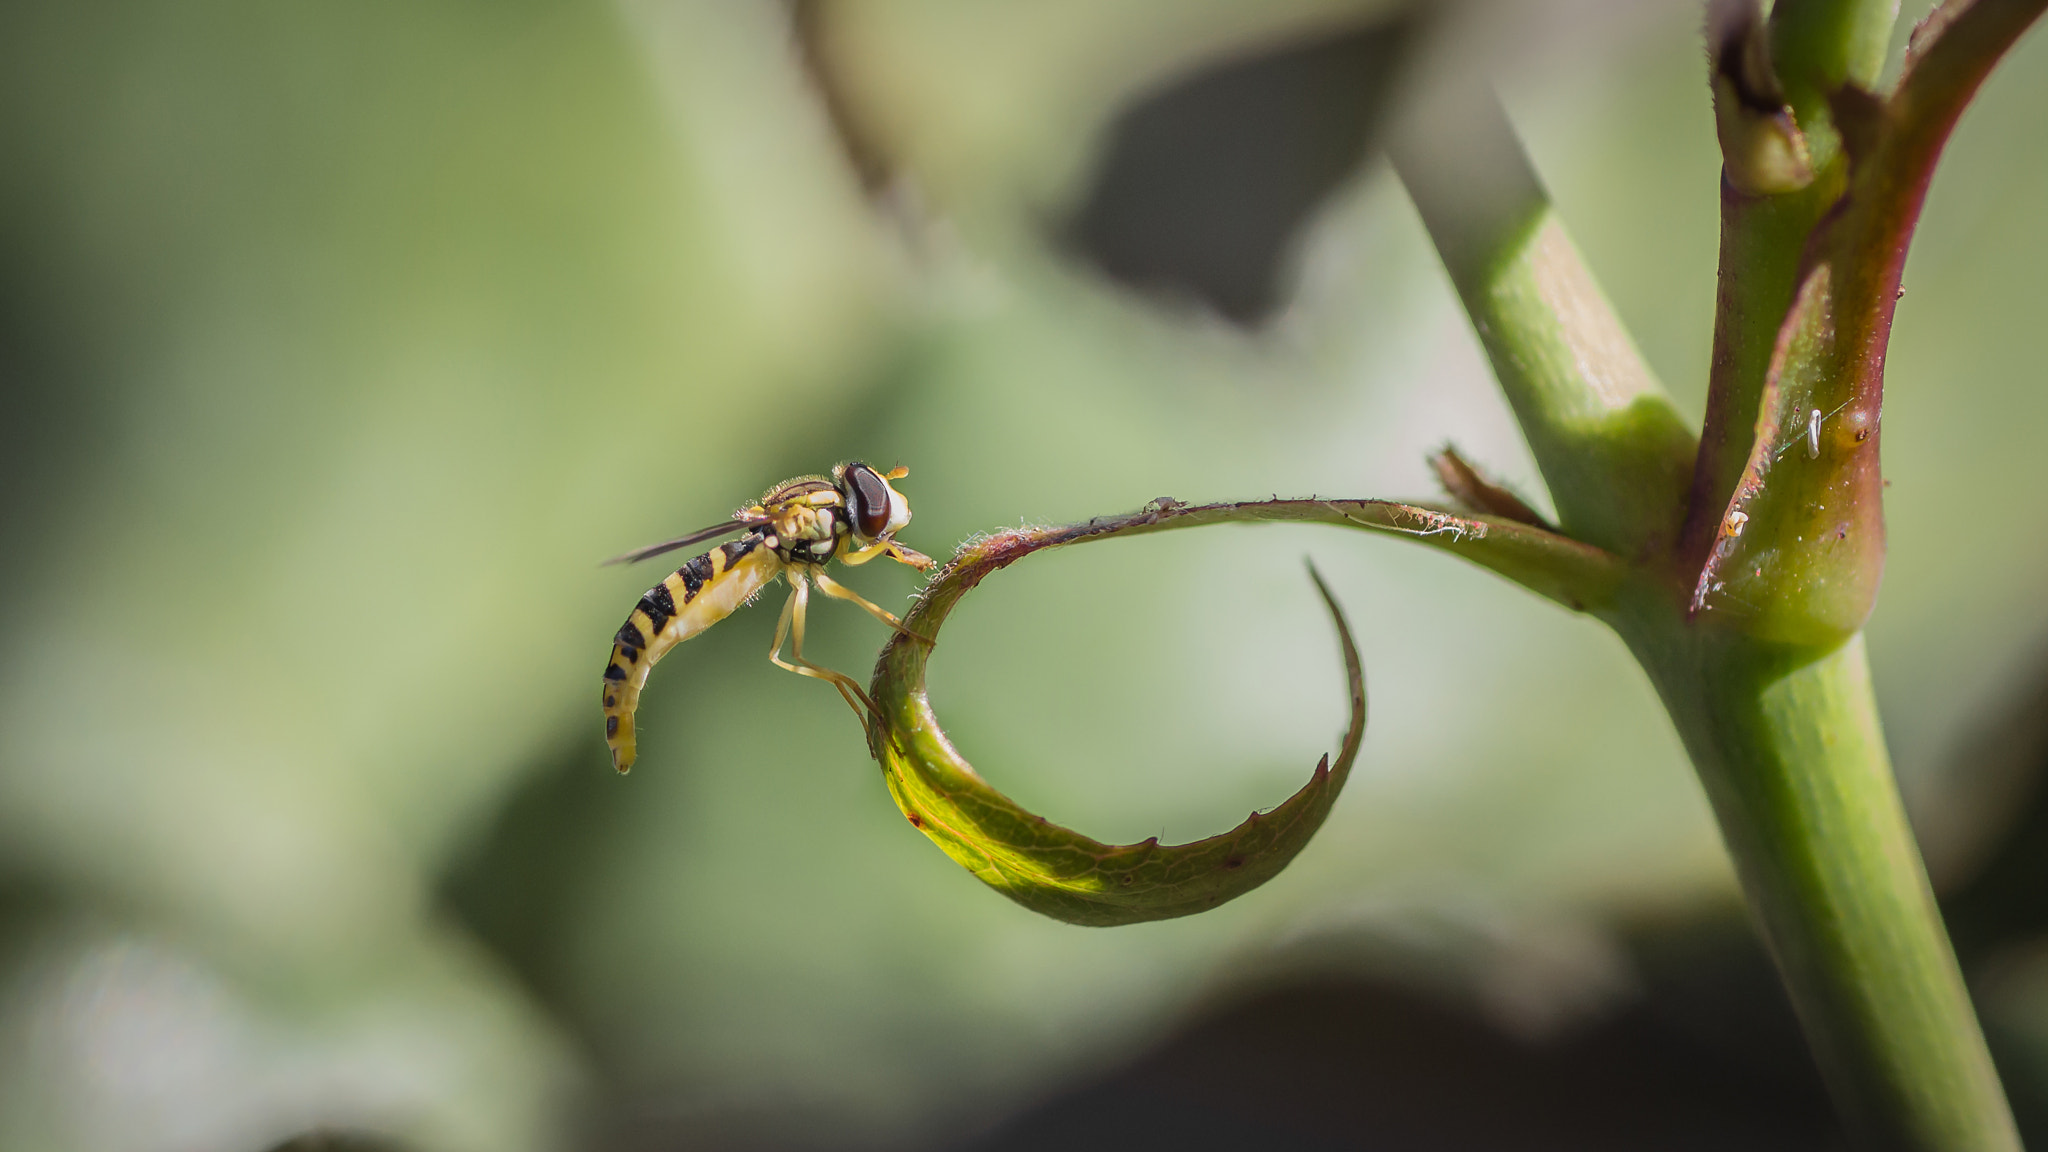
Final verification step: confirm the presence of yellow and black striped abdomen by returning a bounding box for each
[603,533,782,772]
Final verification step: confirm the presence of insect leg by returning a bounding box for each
[813,570,932,644]
[838,540,887,566]
[768,578,799,670]
[888,542,935,569]
[840,538,935,570]
[768,570,878,720]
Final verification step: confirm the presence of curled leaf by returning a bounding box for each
[864,496,1621,926]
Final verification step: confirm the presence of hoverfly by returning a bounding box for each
[601,462,933,773]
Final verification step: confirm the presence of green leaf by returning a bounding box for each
[864,495,1624,926]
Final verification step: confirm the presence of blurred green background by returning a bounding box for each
[1,1,2044,1149]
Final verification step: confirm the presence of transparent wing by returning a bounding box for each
[603,518,764,566]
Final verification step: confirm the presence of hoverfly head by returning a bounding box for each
[837,461,913,545]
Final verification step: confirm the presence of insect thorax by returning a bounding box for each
[760,483,848,566]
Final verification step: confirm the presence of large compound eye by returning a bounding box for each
[846,462,891,540]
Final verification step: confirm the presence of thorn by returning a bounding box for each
[1429,446,1552,529]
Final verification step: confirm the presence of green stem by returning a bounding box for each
[1682,0,1899,562]
[1395,67,2019,1146]
[1770,0,1901,167]
[1390,99,1696,559]
[1622,619,2017,1151]
[1679,171,1843,567]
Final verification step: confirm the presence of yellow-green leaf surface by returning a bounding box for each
[867,496,1625,926]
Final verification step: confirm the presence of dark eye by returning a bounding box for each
[846,462,890,539]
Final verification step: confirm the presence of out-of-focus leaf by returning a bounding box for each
[1061,16,1416,324]
[1933,646,2048,958]
[263,1132,411,1152]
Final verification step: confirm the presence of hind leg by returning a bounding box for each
[768,569,878,720]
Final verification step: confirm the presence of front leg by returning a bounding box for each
[813,570,932,644]
[840,538,934,570]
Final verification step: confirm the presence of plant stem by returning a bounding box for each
[1770,0,1901,166]
[1394,71,2021,1146]
[1388,96,1695,559]
[1682,0,1901,559]
[1621,615,2019,1150]
[1679,171,1844,566]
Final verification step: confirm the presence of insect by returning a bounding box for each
[601,461,933,773]
[1773,399,1853,463]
